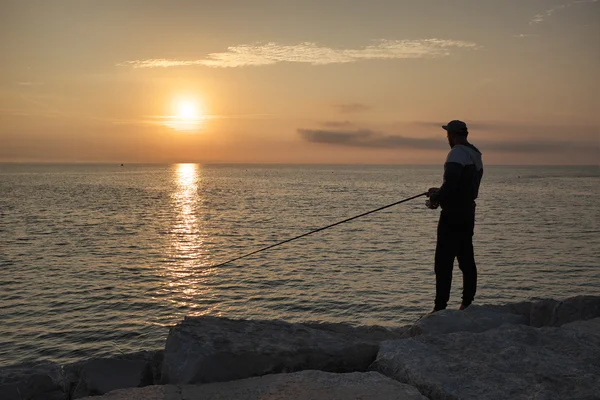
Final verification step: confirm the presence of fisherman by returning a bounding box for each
[427,120,484,311]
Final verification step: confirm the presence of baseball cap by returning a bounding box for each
[442,120,468,134]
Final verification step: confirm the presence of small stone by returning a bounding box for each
[65,351,161,399]
[0,363,66,400]
[71,358,152,398]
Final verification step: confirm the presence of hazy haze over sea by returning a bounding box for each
[1,164,598,367]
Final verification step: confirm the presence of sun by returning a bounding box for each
[177,100,200,120]
[165,97,207,132]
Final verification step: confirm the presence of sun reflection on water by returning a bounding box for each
[161,164,217,314]
[173,163,199,240]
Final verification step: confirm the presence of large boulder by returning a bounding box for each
[161,316,407,384]
[529,298,561,327]
[371,318,600,400]
[562,317,600,336]
[405,305,528,337]
[530,296,600,327]
[548,295,600,326]
[484,300,533,320]
[64,351,162,399]
[477,295,600,328]
[0,362,66,400]
[81,370,428,400]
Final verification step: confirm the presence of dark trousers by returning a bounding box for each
[434,210,477,311]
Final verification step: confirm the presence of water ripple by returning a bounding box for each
[0,164,598,367]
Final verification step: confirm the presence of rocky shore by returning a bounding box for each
[1,295,599,400]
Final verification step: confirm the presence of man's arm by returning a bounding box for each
[430,162,464,207]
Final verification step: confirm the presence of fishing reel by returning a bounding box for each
[426,199,440,210]
[426,188,440,210]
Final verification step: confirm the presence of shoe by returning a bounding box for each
[459,303,470,311]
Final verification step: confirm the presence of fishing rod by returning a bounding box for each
[210,191,428,268]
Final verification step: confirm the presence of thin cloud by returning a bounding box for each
[321,121,355,128]
[413,121,599,138]
[119,39,479,68]
[298,128,444,150]
[412,121,500,130]
[484,141,589,153]
[336,103,371,114]
[512,34,540,38]
[530,0,598,24]
[298,127,599,153]
[531,4,568,24]
[17,81,43,86]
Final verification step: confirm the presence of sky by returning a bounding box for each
[1,0,598,165]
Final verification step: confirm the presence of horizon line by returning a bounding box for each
[0,161,598,168]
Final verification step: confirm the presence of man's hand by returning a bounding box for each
[427,188,440,198]
[426,188,441,209]
[425,199,440,210]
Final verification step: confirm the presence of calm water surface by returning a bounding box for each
[0,164,598,367]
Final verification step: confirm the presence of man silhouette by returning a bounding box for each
[427,120,484,311]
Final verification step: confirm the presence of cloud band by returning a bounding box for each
[298,127,599,153]
[119,39,479,68]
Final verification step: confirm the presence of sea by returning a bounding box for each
[1,163,598,368]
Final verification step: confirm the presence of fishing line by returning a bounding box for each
[209,191,428,268]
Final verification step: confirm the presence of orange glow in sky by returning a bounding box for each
[0,1,598,164]
[163,96,207,133]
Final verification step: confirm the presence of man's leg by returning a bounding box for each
[434,217,457,311]
[457,218,477,308]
